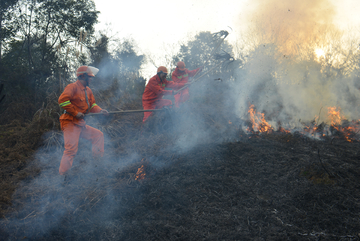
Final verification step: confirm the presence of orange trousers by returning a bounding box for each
[59,121,104,175]
[142,99,172,122]
[174,88,189,108]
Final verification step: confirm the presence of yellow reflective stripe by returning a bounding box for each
[59,100,71,108]
[90,103,97,110]
[177,74,188,79]
[158,84,166,87]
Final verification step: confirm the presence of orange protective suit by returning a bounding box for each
[142,74,183,122]
[58,80,104,175]
[171,67,201,107]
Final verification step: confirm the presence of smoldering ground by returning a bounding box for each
[2,108,360,240]
[0,137,145,239]
[0,64,241,240]
[2,0,360,239]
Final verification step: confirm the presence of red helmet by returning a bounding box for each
[177,61,186,71]
[76,66,99,77]
[157,66,168,74]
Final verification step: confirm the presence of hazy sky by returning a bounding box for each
[93,0,360,78]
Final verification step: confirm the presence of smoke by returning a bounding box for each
[0,128,147,239]
[3,1,360,238]
[244,0,336,57]
[232,0,360,129]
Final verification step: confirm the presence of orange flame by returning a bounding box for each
[327,107,342,126]
[135,163,146,181]
[278,126,290,133]
[242,105,358,142]
[327,107,357,142]
[247,105,273,133]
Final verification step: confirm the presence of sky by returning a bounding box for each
[92,0,248,78]
[92,0,360,79]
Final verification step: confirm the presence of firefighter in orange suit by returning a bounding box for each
[171,61,203,107]
[142,66,184,122]
[58,66,108,175]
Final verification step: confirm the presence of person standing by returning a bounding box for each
[58,66,108,175]
[171,61,203,107]
[142,66,184,122]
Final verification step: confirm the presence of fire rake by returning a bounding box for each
[85,108,167,116]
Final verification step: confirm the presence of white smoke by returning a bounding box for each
[232,0,360,129]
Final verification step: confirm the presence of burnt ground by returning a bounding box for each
[0,107,360,241]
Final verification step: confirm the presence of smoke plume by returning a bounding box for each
[233,0,360,129]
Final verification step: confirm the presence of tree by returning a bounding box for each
[173,31,233,75]
[2,0,98,94]
[0,0,19,72]
[87,34,146,108]
[0,0,99,123]
[171,31,239,108]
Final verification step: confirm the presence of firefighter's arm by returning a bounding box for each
[164,79,185,90]
[188,67,202,77]
[88,90,108,115]
[146,79,165,95]
[58,84,79,116]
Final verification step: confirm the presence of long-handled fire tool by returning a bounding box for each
[87,30,232,117]
[174,50,234,94]
[191,30,229,80]
[85,108,167,116]
[173,30,232,95]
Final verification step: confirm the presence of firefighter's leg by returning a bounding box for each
[59,122,82,175]
[142,100,156,122]
[174,92,181,108]
[80,125,104,158]
[179,88,190,103]
[155,99,173,132]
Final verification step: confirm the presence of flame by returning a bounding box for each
[242,104,359,142]
[135,159,147,180]
[327,106,358,142]
[327,107,342,126]
[278,126,290,133]
[247,105,273,133]
[135,165,146,180]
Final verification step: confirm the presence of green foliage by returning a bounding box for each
[88,35,146,108]
[0,0,99,124]
[0,0,19,42]
[173,31,233,72]
[171,31,241,109]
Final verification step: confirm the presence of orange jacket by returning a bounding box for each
[58,80,102,126]
[142,74,184,103]
[171,67,201,85]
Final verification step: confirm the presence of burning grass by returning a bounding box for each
[0,101,360,240]
[244,104,360,143]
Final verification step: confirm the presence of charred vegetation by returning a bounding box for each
[0,94,360,240]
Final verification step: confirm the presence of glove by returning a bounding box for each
[100,109,109,116]
[75,112,85,119]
